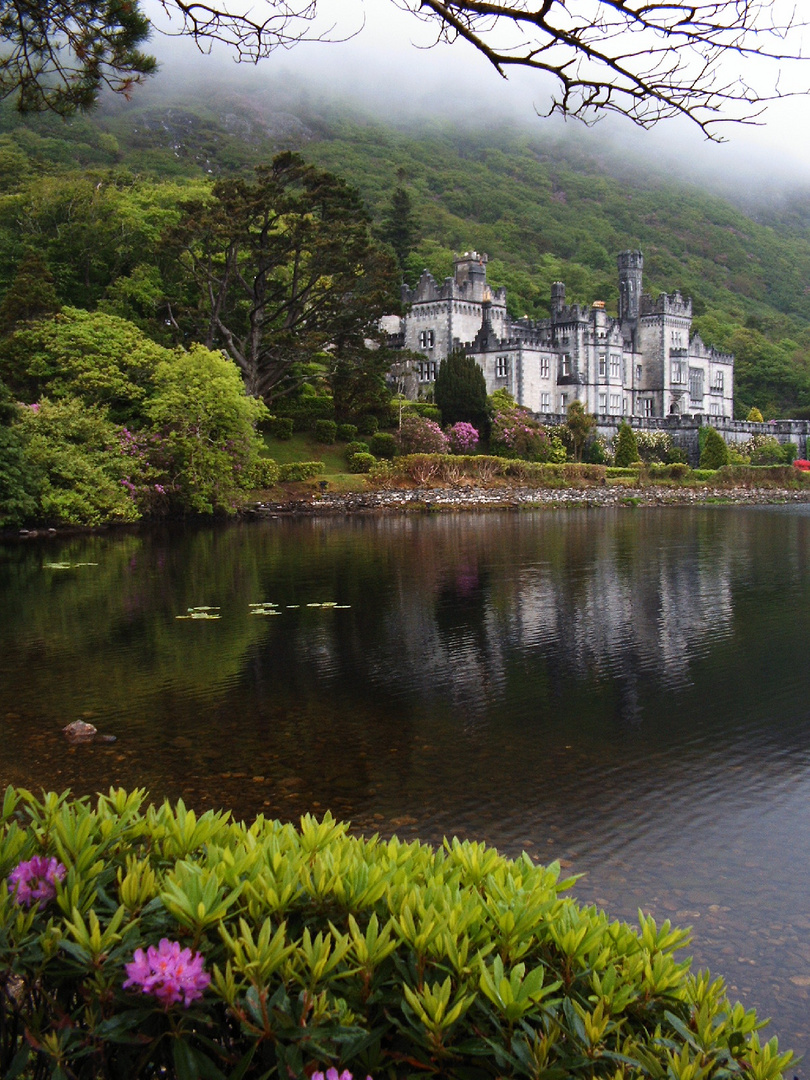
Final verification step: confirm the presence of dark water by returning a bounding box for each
[2,506,810,1063]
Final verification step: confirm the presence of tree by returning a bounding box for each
[378,187,418,272]
[1,2,807,138]
[700,426,730,468]
[0,251,60,333]
[169,152,398,403]
[566,400,596,462]
[434,349,489,433]
[614,422,640,466]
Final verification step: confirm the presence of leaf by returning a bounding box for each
[173,1038,200,1080]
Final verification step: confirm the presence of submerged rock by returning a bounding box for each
[62,721,116,745]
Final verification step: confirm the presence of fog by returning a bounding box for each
[140,0,810,206]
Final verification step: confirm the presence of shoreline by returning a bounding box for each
[249,483,810,515]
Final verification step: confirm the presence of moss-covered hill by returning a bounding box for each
[2,69,810,417]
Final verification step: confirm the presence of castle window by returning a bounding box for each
[689,368,704,402]
[541,392,551,411]
[710,402,720,415]
[419,330,435,349]
[560,393,568,409]
[540,356,550,378]
[712,370,724,392]
[635,364,643,383]
[610,355,621,379]
[599,392,607,413]
[496,356,509,378]
[641,398,654,417]
[561,354,571,376]
[598,353,606,377]
[417,361,438,382]
[671,360,686,384]
[610,394,621,414]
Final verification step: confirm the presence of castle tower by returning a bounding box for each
[617,250,643,322]
[551,281,566,316]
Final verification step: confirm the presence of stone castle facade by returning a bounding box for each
[386,250,734,419]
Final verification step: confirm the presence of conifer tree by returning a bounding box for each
[614,422,640,466]
[0,251,60,334]
[700,426,730,469]
[434,350,489,434]
[378,187,418,272]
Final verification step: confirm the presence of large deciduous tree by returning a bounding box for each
[0,2,807,138]
[169,152,398,403]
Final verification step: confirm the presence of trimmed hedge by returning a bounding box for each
[369,432,397,460]
[272,398,336,432]
[278,461,324,482]
[336,424,358,442]
[248,457,281,488]
[347,451,376,473]
[265,416,294,440]
[0,788,791,1080]
[314,420,338,444]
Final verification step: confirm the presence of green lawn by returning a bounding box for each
[261,431,354,475]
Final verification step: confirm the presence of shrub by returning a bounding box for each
[278,461,324,481]
[490,407,556,461]
[700,426,730,469]
[272,396,335,431]
[336,423,358,442]
[747,406,764,422]
[344,440,370,460]
[247,457,280,488]
[266,415,294,440]
[647,462,690,481]
[356,414,379,436]
[397,414,450,454]
[314,419,338,444]
[614,422,640,466]
[636,429,675,464]
[0,788,792,1080]
[794,459,810,472]
[400,402,441,422]
[347,451,376,473]
[446,421,479,454]
[369,432,397,459]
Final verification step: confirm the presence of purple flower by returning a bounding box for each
[154,484,165,494]
[8,856,66,908]
[311,1071,373,1080]
[124,939,210,1008]
[29,403,40,414]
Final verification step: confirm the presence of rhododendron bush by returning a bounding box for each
[0,787,793,1080]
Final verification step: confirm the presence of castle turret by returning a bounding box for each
[551,281,566,317]
[618,250,643,323]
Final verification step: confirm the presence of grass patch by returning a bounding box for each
[261,431,351,476]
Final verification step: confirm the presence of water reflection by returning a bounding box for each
[2,506,810,1063]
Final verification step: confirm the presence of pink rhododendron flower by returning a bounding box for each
[311,1071,373,1080]
[124,939,210,1008]
[7,856,66,908]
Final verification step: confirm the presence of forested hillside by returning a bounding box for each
[1,68,810,417]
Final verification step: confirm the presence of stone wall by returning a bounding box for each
[532,413,810,466]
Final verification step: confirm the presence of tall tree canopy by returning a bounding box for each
[169,152,397,402]
[0,1,807,136]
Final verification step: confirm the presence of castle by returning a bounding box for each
[386,250,734,419]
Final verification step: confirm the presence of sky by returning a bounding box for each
[144,0,810,197]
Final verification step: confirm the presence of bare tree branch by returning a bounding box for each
[0,0,806,135]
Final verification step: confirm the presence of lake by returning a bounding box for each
[2,505,810,1065]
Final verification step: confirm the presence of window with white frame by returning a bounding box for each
[598,353,606,377]
[610,354,621,379]
[671,360,686,384]
[540,355,550,378]
[641,398,654,417]
[560,393,568,409]
[598,393,607,413]
[610,394,621,414]
[710,402,720,415]
[417,361,438,383]
[561,354,571,376]
[712,370,724,392]
[540,392,551,411]
[496,356,508,378]
[635,364,643,384]
[419,329,435,349]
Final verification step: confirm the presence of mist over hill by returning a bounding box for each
[2,63,810,417]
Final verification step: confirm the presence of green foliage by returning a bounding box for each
[314,419,338,444]
[565,400,596,462]
[490,404,564,462]
[0,787,791,1080]
[434,349,489,432]
[347,451,377,473]
[344,440,370,460]
[336,423,357,441]
[700,427,730,469]
[17,398,139,526]
[401,402,442,422]
[247,458,281,489]
[369,432,397,459]
[356,414,379,436]
[273,397,336,432]
[0,250,60,333]
[144,345,267,514]
[614,422,641,467]
[0,385,40,525]
[377,185,418,269]
[747,407,764,422]
[278,461,325,481]
[267,416,294,440]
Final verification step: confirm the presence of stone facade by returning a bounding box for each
[390,250,734,420]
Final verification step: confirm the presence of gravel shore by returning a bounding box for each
[249,484,810,515]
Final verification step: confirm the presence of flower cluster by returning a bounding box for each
[124,939,210,1008]
[311,1070,373,1080]
[8,856,66,908]
[397,414,450,455]
[490,407,552,461]
[446,422,479,454]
